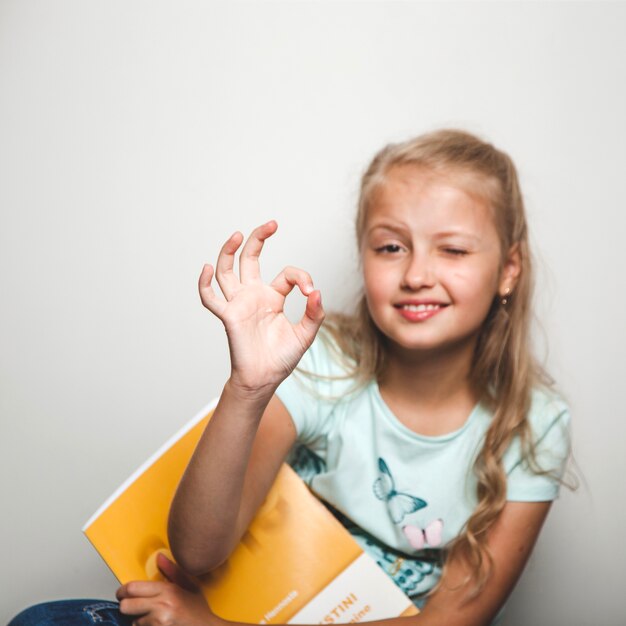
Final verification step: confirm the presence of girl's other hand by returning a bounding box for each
[199,221,325,397]
[116,553,223,626]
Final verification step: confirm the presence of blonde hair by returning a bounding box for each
[325,129,547,594]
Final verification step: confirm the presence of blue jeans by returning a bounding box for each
[9,600,133,626]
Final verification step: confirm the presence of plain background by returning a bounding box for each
[2,1,625,624]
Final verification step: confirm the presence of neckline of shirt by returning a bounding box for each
[370,381,484,443]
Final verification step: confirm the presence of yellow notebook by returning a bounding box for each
[83,399,418,623]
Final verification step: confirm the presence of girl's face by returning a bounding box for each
[361,165,519,360]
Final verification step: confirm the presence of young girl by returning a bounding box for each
[11,130,570,626]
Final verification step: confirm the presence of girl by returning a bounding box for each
[11,130,570,626]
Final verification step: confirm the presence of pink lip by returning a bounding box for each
[393,301,449,323]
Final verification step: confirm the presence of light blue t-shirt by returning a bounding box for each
[276,333,571,603]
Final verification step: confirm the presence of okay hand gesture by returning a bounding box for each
[199,221,325,397]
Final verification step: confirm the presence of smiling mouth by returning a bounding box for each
[395,303,448,312]
[393,302,449,322]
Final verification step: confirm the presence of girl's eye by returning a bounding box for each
[443,247,468,256]
[376,244,403,254]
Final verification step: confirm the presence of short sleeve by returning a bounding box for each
[275,332,355,446]
[504,391,572,502]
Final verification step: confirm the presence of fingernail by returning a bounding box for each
[304,284,313,295]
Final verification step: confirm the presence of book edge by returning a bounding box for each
[82,397,219,531]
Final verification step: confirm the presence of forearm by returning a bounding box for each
[168,380,275,574]
[412,501,553,626]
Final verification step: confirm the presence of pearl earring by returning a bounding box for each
[501,287,511,306]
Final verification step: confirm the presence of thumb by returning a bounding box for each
[299,289,325,339]
[156,552,199,593]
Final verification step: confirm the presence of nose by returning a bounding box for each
[401,250,435,290]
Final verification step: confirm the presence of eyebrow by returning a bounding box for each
[366,223,481,243]
[366,222,409,236]
[432,230,482,244]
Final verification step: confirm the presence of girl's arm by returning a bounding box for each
[168,390,298,575]
[168,221,324,575]
[414,499,552,625]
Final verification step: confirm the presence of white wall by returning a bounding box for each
[2,2,624,624]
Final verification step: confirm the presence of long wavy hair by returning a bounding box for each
[324,129,549,595]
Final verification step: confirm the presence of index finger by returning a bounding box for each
[239,220,278,283]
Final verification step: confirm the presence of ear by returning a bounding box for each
[499,243,522,296]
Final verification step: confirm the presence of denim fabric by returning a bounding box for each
[8,600,132,626]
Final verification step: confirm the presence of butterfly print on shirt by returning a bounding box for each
[372,457,427,523]
[373,457,444,549]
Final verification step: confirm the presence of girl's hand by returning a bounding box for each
[116,553,223,626]
[199,221,325,397]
